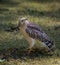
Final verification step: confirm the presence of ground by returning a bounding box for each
[0,0,60,65]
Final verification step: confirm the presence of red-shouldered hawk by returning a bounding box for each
[18,17,55,54]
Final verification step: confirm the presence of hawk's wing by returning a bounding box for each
[25,22,55,51]
[26,22,50,42]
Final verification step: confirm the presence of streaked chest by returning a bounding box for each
[20,27,32,41]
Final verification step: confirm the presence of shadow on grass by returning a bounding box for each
[0,8,9,12]
[0,0,19,6]
[26,0,60,3]
[0,23,16,31]
[0,48,55,61]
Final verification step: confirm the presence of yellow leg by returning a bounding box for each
[27,47,35,54]
[27,39,35,54]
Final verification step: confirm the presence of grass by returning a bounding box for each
[0,0,60,65]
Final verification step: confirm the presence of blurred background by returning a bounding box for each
[0,0,60,65]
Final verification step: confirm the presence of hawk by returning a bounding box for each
[17,17,55,54]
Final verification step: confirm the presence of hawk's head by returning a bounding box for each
[18,17,29,27]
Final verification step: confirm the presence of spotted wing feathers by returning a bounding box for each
[26,22,55,52]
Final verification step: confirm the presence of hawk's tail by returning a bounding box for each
[44,40,56,54]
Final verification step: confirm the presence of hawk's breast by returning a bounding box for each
[20,27,33,43]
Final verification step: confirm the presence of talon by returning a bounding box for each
[27,48,35,54]
[28,49,32,54]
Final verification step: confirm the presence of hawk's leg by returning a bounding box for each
[28,39,35,54]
